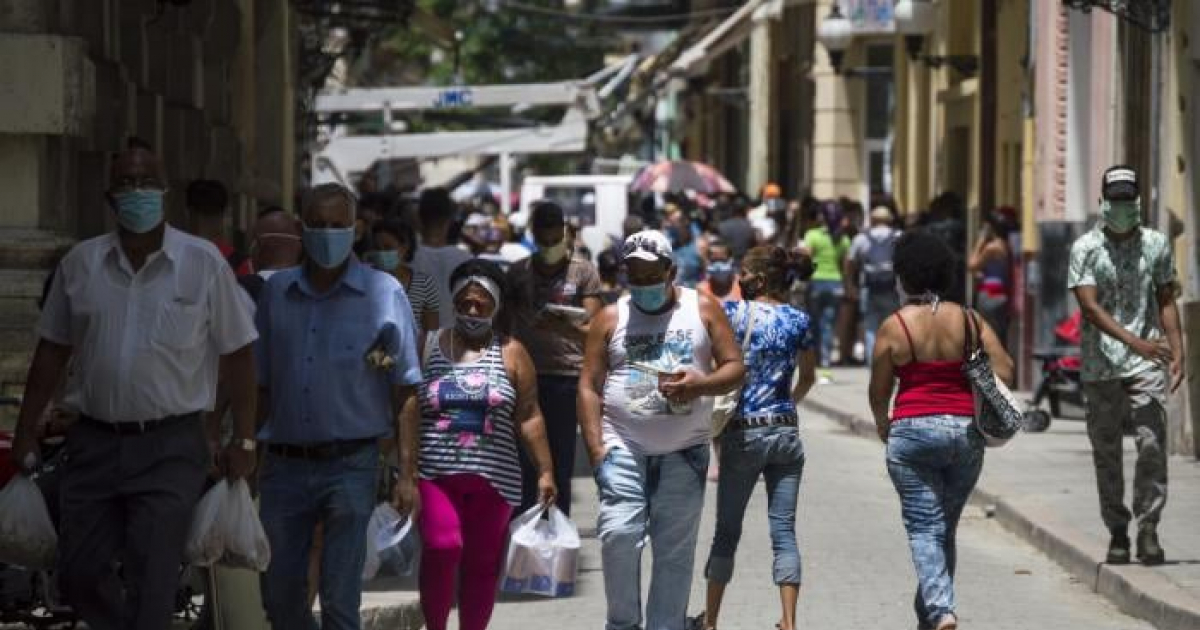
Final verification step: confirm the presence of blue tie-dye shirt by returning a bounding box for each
[725,301,815,419]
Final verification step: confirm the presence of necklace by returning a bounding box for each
[449,329,494,396]
[906,291,942,313]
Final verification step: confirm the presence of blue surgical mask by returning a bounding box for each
[303,227,356,269]
[113,190,164,234]
[1101,198,1141,233]
[630,282,670,312]
[371,250,401,271]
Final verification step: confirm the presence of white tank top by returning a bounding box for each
[602,287,714,455]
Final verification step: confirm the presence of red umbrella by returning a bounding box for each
[630,160,736,195]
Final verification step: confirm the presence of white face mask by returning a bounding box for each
[537,239,568,265]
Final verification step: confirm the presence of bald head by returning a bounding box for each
[252,209,303,271]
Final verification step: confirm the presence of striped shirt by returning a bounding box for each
[404,269,439,338]
[418,331,522,505]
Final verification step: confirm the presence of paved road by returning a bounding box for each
[482,412,1152,630]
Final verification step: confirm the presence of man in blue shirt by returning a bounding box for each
[256,183,422,630]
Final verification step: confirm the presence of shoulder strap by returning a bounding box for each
[741,302,758,352]
[894,311,917,363]
[961,305,981,358]
[422,330,439,366]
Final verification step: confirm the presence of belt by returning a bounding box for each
[266,438,376,461]
[80,412,199,435]
[730,413,798,430]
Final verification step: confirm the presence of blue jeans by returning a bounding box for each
[886,416,985,628]
[595,443,709,630]
[260,444,379,630]
[808,280,843,368]
[862,289,899,363]
[705,427,805,585]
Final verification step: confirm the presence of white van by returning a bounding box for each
[514,174,633,261]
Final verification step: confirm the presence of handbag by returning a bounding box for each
[960,306,1022,447]
[711,302,759,437]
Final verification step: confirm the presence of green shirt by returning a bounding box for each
[1067,225,1176,382]
[804,226,851,282]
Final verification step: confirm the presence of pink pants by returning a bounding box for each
[418,474,513,630]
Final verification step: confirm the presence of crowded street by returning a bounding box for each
[2,1,1199,630]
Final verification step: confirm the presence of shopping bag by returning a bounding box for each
[186,480,271,572]
[219,480,271,572]
[0,474,57,569]
[500,505,580,597]
[362,503,418,580]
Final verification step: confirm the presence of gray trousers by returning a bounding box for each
[58,418,209,630]
[1082,369,1169,532]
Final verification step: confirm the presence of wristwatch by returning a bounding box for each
[234,438,257,452]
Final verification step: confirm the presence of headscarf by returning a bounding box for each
[820,200,845,239]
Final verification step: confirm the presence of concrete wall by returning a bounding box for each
[0,0,298,394]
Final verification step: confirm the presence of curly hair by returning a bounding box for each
[740,245,815,299]
[372,219,417,262]
[894,230,955,296]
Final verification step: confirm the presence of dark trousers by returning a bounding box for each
[519,374,579,516]
[58,418,208,630]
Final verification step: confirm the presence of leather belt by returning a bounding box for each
[266,438,376,461]
[730,413,798,430]
[80,412,199,435]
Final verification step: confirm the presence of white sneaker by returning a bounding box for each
[817,371,833,386]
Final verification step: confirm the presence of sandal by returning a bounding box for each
[934,614,957,630]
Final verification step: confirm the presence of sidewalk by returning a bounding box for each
[801,367,1200,630]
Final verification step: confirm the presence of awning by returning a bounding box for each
[669,0,769,76]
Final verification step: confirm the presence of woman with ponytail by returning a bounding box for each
[693,246,818,630]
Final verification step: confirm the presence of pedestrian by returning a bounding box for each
[800,200,851,384]
[507,201,605,516]
[413,188,473,328]
[255,183,423,630]
[187,178,253,275]
[237,206,303,300]
[748,183,785,246]
[717,197,755,261]
[846,205,901,361]
[1067,165,1185,566]
[396,259,556,630]
[867,230,1014,630]
[370,218,441,343]
[578,230,745,630]
[596,249,626,305]
[968,211,1013,345]
[668,207,704,288]
[696,241,742,303]
[694,246,817,630]
[9,140,260,630]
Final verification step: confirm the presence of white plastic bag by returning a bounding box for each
[0,475,57,569]
[362,503,418,580]
[185,480,271,572]
[500,505,580,597]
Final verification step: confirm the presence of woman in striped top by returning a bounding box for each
[396,259,555,630]
[370,219,440,342]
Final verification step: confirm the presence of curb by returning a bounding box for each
[801,398,1200,630]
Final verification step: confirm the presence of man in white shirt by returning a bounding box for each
[9,141,260,630]
[411,188,472,328]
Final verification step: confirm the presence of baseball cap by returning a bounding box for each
[1102,165,1139,200]
[622,230,673,264]
[870,206,893,222]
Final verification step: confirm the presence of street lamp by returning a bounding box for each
[894,0,979,77]
[816,3,853,74]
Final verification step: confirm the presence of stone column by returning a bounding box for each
[746,9,775,193]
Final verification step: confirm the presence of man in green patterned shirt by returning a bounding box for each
[1067,165,1185,566]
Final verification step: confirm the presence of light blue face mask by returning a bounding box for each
[629,282,670,312]
[303,226,356,269]
[370,250,401,271]
[113,190,164,234]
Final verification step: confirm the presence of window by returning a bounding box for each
[863,44,894,199]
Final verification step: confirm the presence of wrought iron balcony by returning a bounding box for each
[1061,0,1170,34]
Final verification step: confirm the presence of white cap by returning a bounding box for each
[622,230,673,264]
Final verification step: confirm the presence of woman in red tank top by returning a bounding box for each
[865,231,1014,630]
